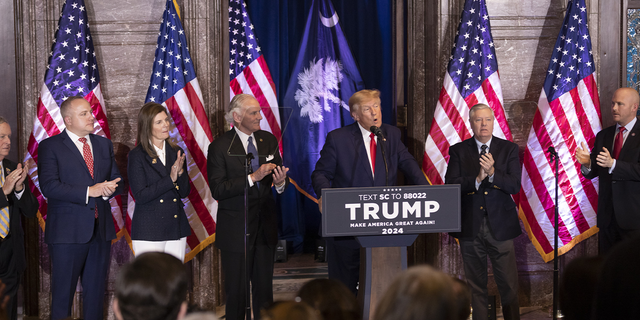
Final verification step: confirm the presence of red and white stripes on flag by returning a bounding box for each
[230,56,282,141]
[24,0,125,237]
[517,0,601,262]
[229,0,281,144]
[25,85,126,237]
[519,78,601,262]
[133,0,217,262]
[424,72,512,185]
[423,0,512,186]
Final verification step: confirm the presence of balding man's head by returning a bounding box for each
[611,88,640,126]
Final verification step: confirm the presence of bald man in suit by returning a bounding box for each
[38,97,122,320]
[577,87,640,254]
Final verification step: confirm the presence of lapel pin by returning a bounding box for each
[152,158,157,164]
[5,168,10,174]
[633,133,636,137]
[260,138,263,142]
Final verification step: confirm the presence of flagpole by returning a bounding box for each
[244,153,253,320]
[549,146,559,320]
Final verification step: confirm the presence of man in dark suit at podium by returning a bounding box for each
[312,89,428,295]
[576,87,640,254]
[445,103,521,320]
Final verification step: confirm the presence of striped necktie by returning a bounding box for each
[0,170,10,238]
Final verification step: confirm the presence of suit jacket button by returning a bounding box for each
[484,191,488,195]
[160,199,164,203]
[174,215,177,218]
[173,198,177,202]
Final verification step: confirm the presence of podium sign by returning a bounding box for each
[321,184,461,237]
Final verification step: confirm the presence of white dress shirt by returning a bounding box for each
[233,127,285,194]
[474,137,494,190]
[66,130,95,203]
[152,141,167,166]
[357,123,377,177]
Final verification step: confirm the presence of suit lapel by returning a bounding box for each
[620,119,640,160]
[63,130,93,180]
[254,132,266,165]
[351,124,374,183]
[227,130,247,167]
[146,146,170,176]
[466,138,482,175]
[166,144,177,170]
[488,137,503,163]
[603,126,616,152]
[2,159,15,178]
[90,134,103,181]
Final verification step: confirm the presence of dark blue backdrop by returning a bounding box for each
[245,0,393,252]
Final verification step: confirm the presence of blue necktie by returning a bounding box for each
[247,136,259,187]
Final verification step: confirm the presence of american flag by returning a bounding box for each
[228,0,282,142]
[133,0,217,262]
[24,0,125,235]
[518,0,601,262]
[423,0,512,185]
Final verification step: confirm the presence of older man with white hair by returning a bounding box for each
[207,94,289,320]
[445,103,522,320]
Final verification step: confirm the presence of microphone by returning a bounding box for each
[548,146,557,161]
[246,153,255,173]
[370,125,389,186]
[370,126,386,142]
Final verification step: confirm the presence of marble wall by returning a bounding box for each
[14,0,227,318]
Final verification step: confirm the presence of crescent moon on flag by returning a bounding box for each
[320,11,339,28]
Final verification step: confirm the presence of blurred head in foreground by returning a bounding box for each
[113,252,189,320]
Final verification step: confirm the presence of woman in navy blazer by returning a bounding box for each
[128,102,191,261]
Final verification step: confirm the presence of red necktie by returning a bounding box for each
[369,132,376,174]
[612,126,626,159]
[79,137,98,218]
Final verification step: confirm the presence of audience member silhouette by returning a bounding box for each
[297,279,361,320]
[260,301,321,320]
[372,265,458,320]
[559,256,603,320]
[594,235,640,320]
[113,252,189,320]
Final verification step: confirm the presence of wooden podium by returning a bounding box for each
[322,185,461,320]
